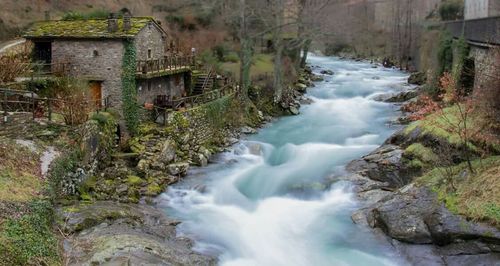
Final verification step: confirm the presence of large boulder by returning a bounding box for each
[365,185,500,248]
[158,139,176,164]
[58,202,216,265]
[167,162,189,176]
[346,144,412,188]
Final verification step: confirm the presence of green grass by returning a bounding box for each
[0,138,43,202]
[221,53,274,80]
[417,156,500,225]
[404,105,481,150]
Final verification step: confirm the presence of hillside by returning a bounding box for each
[0,0,220,41]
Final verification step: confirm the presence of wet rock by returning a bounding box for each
[241,126,257,134]
[320,69,334,75]
[193,153,208,167]
[289,106,300,115]
[346,144,411,188]
[311,75,324,82]
[247,142,263,156]
[167,162,189,176]
[296,83,307,93]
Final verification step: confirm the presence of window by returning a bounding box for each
[147,80,152,92]
[148,49,152,59]
[93,50,99,57]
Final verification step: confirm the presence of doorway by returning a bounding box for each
[89,81,102,107]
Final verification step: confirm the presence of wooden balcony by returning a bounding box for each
[136,56,195,79]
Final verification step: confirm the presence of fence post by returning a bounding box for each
[31,92,35,120]
[3,91,7,120]
[47,98,52,121]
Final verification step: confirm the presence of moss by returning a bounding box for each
[24,17,155,38]
[146,183,162,196]
[405,143,438,163]
[126,175,143,186]
[122,39,139,134]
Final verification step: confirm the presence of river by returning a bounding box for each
[158,55,412,265]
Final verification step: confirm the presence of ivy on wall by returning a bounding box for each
[122,40,139,134]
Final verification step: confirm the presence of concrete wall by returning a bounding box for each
[136,73,186,104]
[51,39,124,108]
[134,22,165,61]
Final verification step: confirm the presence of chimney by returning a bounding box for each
[107,13,118,33]
[123,12,132,31]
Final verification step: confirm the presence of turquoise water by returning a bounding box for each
[158,55,412,265]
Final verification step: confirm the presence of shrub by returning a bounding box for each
[0,42,33,84]
[439,1,464,21]
[0,200,59,265]
[53,78,92,125]
[224,52,239,63]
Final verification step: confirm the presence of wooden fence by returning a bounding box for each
[136,55,195,75]
[1,88,110,122]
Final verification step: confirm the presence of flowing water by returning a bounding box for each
[158,55,413,266]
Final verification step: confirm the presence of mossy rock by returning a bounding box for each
[127,175,144,186]
[145,183,163,196]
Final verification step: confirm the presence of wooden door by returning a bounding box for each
[89,82,102,107]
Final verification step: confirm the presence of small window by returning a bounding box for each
[147,49,152,59]
[93,50,99,57]
[147,80,152,91]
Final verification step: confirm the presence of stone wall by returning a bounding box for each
[470,45,497,91]
[51,39,124,108]
[134,22,165,61]
[136,73,186,104]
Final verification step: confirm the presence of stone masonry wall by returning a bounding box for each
[136,73,186,104]
[134,23,165,61]
[51,39,124,108]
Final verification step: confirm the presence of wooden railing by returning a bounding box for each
[1,88,110,122]
[136,55,195,75]
[31,62,72,77]
[149,81,237,125]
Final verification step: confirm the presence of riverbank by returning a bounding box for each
[52,67,320,265]
[343,69,500,264]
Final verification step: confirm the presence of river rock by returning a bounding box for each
[158,139,176,164]
[289,106,300,115]
[311,75,324,82]
[58,201,215,265]
[241,126,257,134]
[320,69,334,75]
[296,83,307,92]
[193,153,208,167]
[368,184,435,244]
[167,162,189,176]
[346,144,411,188]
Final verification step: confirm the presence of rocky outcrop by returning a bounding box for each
[346,144,413,188]
[408,72,426,85]
[58,201,216,266]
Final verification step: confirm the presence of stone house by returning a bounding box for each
[24,14,192,110]
[465,0,500,20]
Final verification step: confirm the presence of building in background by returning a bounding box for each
[465,0,500,20]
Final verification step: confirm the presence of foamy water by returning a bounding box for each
[158,55,412,265]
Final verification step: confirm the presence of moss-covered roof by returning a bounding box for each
[24,17,160,39]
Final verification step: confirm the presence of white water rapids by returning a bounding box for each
[158,55,413,265]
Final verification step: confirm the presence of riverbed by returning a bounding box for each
[158,55,413,265]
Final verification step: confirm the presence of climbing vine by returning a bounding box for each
[122,40,139,134]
